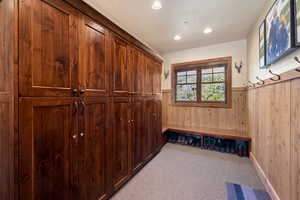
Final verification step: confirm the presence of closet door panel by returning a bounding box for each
[19,0,79,97]
[79,17,110,97]
[131,97,144,173]
[19,98,76,200]
[78,97,110,200]
[111,35,128,96]
[111,98,131,190]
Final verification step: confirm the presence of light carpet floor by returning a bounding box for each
[110,143,264,200]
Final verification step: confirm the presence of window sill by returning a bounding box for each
[171,102,232,108]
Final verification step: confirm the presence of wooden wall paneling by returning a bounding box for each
[19,0,80,97]
[19,98,76,200]
[79,16,110,97]
[162,88,248,136]
[247,89,256,154]
[111,35,129,97]
[78,97,110,200]
[250,82,291,200]
[291,78,300,200]
[110,97,131,191]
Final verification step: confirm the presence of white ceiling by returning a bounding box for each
[83,0,269,54]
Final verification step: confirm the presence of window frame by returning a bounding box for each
[171,57,232,108]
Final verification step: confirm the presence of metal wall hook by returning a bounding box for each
[256,76,265,85]
[294,56,300,64]
[296,68,300,72]
[269,69,281,81]
[248,81,255,88]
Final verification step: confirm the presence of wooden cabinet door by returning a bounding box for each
[144,57,154,95]
[19,0,79,97]
[153,62,162,95]
[131,97,144,173]
[137,52,145,94]
[111,35,128,96]
[143,97,155,160]
[79,17,111,97]
[19,98,77,200]
[127,46,139,94]
[75,97,110,200]
[154,96,163,152]
[111,98,131,190]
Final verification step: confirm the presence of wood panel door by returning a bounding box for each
[111,98,131,190]
[143,97,155,160]
[154,96,163,151]
[19,0,80,97]
[153,62,162,95]
[111,35,128,96]
[19,98,77,200]
[144,57,154,95]
[131,97,144,173]
[73,97,110,200]
[79,17,111,97]
[127,46,139,95]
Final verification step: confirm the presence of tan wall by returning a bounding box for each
[248,78,300,200]
[162,88,248,137]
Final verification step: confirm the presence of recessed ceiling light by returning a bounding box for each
[203,27,213,34]
[174,35,181,41]
[152,0,162,10]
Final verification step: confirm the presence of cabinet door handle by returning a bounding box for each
[80,100,86,115]
[73,102,78,115]
[80,132,84,137]
[72,135,77,139]
[72,89,78,96]
[80,90,86,95]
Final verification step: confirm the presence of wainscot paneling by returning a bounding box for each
[162,88,248,137]
[248,73,300,200]
[291,78,300,200]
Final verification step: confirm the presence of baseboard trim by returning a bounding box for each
[250,152,281,200]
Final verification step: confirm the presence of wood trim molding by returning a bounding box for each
[64,0,164,63]
[248,67,300,90]
[250,152,281,200]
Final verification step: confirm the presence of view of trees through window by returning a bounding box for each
[175,65,227,103]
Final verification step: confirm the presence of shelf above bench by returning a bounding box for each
[162,125,251,142]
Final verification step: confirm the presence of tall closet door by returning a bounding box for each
[131,97,144,173]
[79,17,111,97]
[19,0,79,97]
[74,97,110,200]
[111,35,129,96]
[19,98,77,200]
[127,46,139,94]
[144,57,154,95]
[111,98,131,190]
[143,97,155,160]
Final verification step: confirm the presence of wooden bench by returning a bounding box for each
[162,125,251,142]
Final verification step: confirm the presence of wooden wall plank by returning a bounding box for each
[249,81,293,200]
[291,78,300,200]
[162,88,248,136]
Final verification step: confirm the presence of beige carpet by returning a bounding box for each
[111,143,264,200]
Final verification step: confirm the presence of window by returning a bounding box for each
[172,57,232,108]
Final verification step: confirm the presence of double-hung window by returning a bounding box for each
[172,57,232,108]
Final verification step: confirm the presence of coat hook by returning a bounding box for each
[294,56,300,64]
[296,68,300,72]
[256,76,265,85]
[248,81,255,88]
[235,61,242,73]
[269,69,281,81]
